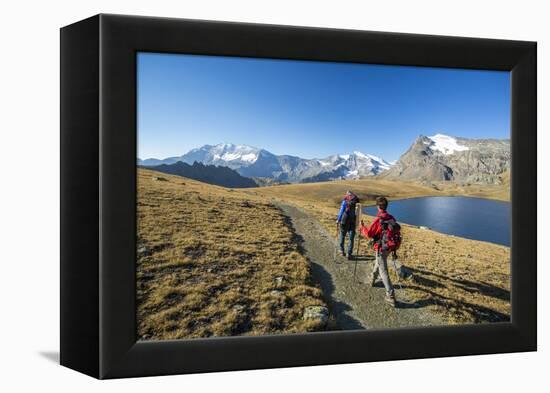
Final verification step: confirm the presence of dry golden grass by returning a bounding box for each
[430,178,510,201]
[137,168,326,340]
[247,179,511,324]
[138,168,510,334]
[394,223,510,323]
[242,177,442,209]
[240,176,509,209]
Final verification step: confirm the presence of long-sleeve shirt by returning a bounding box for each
[360,210,396,250]
[336,199,347,222]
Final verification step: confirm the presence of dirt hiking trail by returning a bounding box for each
[277,202,442,330]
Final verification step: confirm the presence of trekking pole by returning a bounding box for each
[391,252,403,291]
[353,252,358,282]
[356,205,362,257]
[375,248,380,282]
[333,223,339,263]
[357,231,362,256]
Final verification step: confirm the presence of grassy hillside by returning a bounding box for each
[245,178,511,324]
[138,169,510,334]
[430,178,510,201]
[241,176,509,211]
[147,161,258,188]
[137,168,326,340]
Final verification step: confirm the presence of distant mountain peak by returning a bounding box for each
[207,143,261,164]
[139,143,393,183]
[382,133,509,184]
[353,151,390,165]
[426,133,470,155]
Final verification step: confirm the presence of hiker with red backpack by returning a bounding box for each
[360,196,401,307]
[336,190,360,260]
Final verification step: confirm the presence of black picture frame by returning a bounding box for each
[60,14,536,379]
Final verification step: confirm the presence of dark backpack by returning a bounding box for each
[377,217,402,252]
[340,194,359,230]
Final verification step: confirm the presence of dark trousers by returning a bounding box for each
[339,227,355,255]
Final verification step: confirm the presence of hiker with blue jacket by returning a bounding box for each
[336,190,360,260]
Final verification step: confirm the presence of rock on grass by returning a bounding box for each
[303,306,329,325]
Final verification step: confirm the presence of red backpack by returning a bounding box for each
[365,212,402,252]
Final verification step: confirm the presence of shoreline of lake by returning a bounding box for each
[363,196,510,247]
[360,193,510,207]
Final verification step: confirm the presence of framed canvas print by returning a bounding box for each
[60,14,536,379]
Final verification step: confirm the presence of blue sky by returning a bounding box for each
[137,52,510,162]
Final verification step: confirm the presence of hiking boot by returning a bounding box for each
[341,250,346,257]
[347,254,353,261]
[385,292,396,307]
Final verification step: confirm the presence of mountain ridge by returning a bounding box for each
[144,161,258,188]
[139,143,391,183]
[139,133,510,185]
[381,134,510,184]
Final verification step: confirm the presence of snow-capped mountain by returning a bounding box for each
[381,133,510,184]
[139,143,392,183]
[138,144,261,168]
[424,133,470,155]
[304,152,391,182]
[180,143,261,168]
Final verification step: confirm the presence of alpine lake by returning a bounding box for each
[363,196,511,246]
